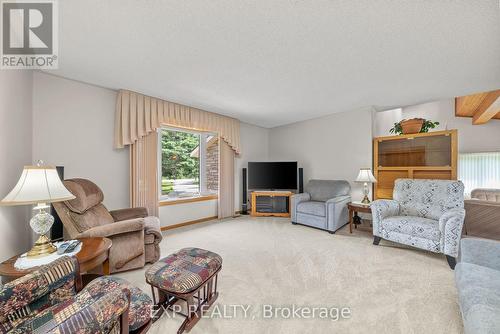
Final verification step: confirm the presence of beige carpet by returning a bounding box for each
[116,217,464,334]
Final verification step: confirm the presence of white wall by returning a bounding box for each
[374,99,500,153]
[269,107,374,201]
[159,199,218,227]
[0,71,33,259]
[32,72,129,210]
[234,123,270,211]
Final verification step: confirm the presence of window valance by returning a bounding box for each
[114,90,241,154]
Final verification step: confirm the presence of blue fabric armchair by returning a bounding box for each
[291,180,351,233]
[371,178,466,268]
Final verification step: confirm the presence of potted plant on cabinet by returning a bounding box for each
[390,118,440,135]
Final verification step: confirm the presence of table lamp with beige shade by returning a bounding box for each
[356,168,377,204]
[0,162,75,257]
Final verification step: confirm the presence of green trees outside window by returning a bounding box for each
[160,129,200,195]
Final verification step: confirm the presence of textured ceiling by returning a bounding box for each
[47,0,500,127]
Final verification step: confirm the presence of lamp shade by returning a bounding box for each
[0,166,75,206]
[356,168,377,183]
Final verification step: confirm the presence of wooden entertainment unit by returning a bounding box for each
[250,191,293,217]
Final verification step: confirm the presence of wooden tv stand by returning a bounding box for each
[250,191,293,218]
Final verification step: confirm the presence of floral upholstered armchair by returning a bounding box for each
[0,256,152,334]
[371,179,465,269]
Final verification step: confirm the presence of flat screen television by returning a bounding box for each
[248,161,297,190]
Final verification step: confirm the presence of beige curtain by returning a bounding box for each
[115,90,241,154]
[130,131,158,216]
[118,90,239,219]
[218,139,235,219]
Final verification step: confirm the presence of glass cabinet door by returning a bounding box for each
[377,134,452,167]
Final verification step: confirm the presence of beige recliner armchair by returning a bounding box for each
[53,178,162,273]
[464,188,500,241]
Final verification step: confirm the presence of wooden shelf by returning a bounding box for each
[375,129,453,141]
[376,166,452,171]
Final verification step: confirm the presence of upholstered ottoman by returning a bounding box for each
[145,248,222,334]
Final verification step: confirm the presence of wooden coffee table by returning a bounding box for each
[0,237,112,284]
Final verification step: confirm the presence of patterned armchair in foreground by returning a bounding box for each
[0,256,152,334]
[371,179,465,269]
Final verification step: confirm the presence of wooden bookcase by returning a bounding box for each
[373,130,458,200]
[250,191,292,217]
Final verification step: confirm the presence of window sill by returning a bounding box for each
[159,194,218,206]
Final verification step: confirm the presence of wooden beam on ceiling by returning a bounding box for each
[455,89,500,123]
[473,94,500,125]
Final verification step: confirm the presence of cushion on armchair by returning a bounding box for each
[63,179,115,233]
[69,205,115,233]
[381,216,441,242]
[109,207,149,222]
[63,178,105,214]
[394,179,464,220]
[297,201,326,217]
[471,188,500,202]
[305,180,351,202]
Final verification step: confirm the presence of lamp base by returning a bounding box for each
[361,195,371,204]
[27,235,57,258]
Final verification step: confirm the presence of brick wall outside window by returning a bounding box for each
[206,138,219,192]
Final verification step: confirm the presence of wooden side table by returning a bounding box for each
[347,202,372,233]
[0,237,112,284]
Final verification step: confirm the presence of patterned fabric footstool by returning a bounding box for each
[145,248,222,334]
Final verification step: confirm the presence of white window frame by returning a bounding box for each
[158,126,216,201]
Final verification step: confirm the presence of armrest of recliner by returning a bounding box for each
[77,218,145,238]
[109,207,148,221]
[144,217,163,244]
[290,193,311,222]
[370,199,400,236]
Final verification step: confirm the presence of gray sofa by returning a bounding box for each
[455,238,500,333]
[290,180,351,233]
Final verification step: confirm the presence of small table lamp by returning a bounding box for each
[356,168,377,204]
[0,162,75,257]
